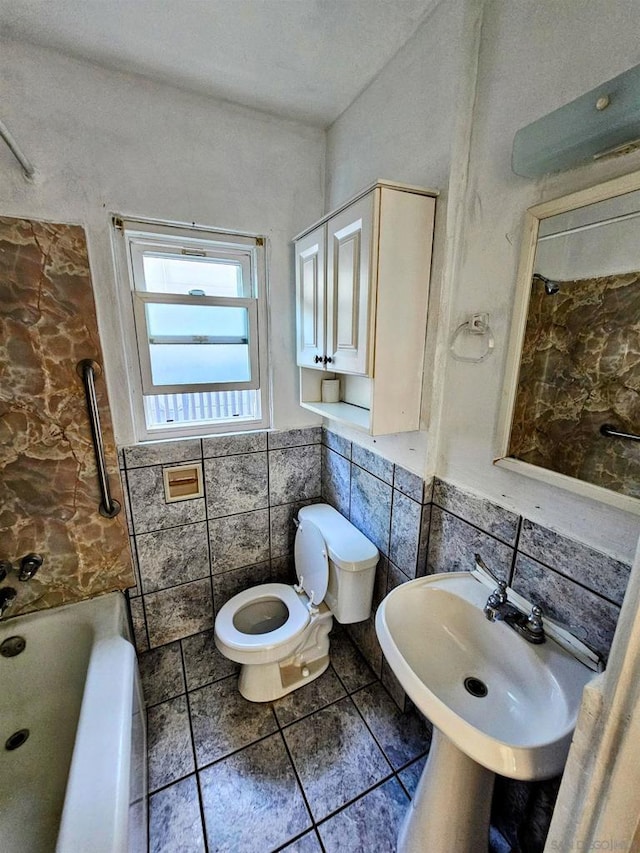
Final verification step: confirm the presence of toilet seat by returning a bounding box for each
[215,583,311,653]
[294,518,329,605]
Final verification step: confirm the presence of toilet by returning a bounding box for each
[214,503,379,702]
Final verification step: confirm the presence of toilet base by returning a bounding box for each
[237,609,333,702]
[239,653,330,702]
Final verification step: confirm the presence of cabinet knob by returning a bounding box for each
[314,355,322,364]
[324,356,333,364]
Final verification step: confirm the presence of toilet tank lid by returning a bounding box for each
[298,504,379,571]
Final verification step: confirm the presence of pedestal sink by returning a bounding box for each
[375,571,596,853]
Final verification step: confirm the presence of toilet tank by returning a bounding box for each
[297,504,378,624]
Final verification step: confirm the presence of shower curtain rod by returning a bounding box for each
[0,118,35,179]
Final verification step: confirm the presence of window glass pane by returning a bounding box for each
[144,389,260,428]
[145,303,248,341]
[142,254,243,296]
[149,343,251,386]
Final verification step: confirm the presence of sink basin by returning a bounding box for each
[376,571,596,852]
[376,571,593,780]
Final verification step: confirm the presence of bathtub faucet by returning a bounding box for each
[0,587,17,618]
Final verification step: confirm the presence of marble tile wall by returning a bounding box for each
[509,271,640,499]
[0,217,133,616]
[122,427,322,652]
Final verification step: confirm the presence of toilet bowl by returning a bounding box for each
[214,503,379,702]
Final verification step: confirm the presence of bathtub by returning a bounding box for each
[0,592,147,853]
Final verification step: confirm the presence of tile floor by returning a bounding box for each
[140,626,432,853]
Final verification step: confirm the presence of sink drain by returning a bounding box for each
[1,636,26,658]
[5,729,30,751]
[464,677,488,698]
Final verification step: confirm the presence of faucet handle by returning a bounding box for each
[527,605,544,635]
[475,554,507,601]
[0,586,17,616]
[487,580,507,607]
[0,560,13,582]
[18,553,43,582]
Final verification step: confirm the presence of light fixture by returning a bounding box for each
[512,63,640,178]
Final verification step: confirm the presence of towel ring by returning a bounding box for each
[449,320,495,363]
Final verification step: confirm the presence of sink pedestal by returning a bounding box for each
[398,727,494,853]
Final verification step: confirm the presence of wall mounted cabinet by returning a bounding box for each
[294,180,437,435]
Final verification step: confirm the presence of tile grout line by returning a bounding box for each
[431,499,520,548]
[125,468,151,651]
[273,709,325,852]
[343,689,396,777]
[509,516,523,586]
[430,505,516,578]
[180,637,212,853]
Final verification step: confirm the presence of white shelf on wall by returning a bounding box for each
[299,399,370,432]
[294,181,436,436]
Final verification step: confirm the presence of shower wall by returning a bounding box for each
[0,216,133,615]
[509,272,640,499]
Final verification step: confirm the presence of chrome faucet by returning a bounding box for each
[475,553,545,644]
[0,587,17,619]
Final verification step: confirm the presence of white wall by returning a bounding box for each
[0,39,325,444]
[324,0,468,472]
[438,0,640,562]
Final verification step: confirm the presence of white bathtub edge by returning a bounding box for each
[55,634,136,853]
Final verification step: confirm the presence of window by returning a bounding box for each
[114,219,270,439]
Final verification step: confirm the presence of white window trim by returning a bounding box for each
[111,215,271,441]
[133,292,260,394]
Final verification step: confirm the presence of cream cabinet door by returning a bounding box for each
[326,193,374,376]
[295,224,326,369]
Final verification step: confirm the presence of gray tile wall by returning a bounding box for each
[320,428,633,702]
[428,480,630,662]
[320,429,634,852]
[320,428,432,707]
[121,427,322,652]
[123,424,631,681]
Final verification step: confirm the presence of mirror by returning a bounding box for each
[496,171,640,514]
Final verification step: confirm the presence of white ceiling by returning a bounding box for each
[0,0,438,126]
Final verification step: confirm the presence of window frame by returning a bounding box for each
[112,217,271,441]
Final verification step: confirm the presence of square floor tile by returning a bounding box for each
[139,641,185,707]
[149,775,205,853]
[398,754,428,798]
[189,676,278,767]
[199,732,311,852]
[181,629,238,691]
[317,777,408,852]
[329,630,377,693]
[273,667,346,727]
[147,695,195,792]
[279,831,323,852]
[283,696,391,821]
[352,682,431,770]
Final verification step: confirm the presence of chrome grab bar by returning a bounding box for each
[76,359,121,518]
[600,424,640,442]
